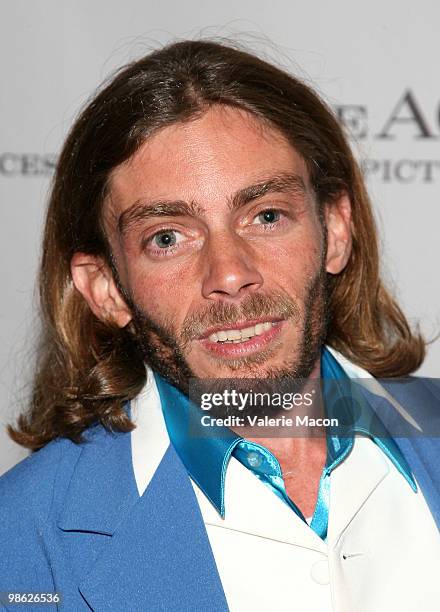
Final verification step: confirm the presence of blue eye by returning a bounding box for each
[153,230,177,248]
[256,209,281,224]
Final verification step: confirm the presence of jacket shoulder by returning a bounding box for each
[0,436,85,591]
[0,436,81,523]
[0,440,60,524]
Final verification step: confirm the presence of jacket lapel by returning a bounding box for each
[327,435,390,539]
[57,415,228,611]
[56,421,139,536]
[381,378,440,532]
[361,379,440,533]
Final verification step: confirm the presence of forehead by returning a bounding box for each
[106,105,311,219]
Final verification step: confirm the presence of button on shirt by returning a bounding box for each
[130,346,440,611]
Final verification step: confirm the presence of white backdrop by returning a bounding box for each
[1,0,439,475]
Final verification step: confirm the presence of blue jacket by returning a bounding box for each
[0,377,439,611]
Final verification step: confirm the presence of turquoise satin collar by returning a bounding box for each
[153,346,416,538]
[309,348,417,538]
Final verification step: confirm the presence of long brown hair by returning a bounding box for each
[8,39,426,451]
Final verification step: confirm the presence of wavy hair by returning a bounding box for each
[8,39,426,450]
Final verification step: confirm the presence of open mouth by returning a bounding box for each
[207,321,279,344]
[198,319,286,358]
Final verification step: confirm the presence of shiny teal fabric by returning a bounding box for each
[154,346,416,541]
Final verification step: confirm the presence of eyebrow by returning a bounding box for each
[117,172,308,237]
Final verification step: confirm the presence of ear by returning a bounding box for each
[324,193,353,274]
[70,252,132,327]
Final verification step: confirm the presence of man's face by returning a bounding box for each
[104,105,330,389]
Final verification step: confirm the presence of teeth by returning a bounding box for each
[207,321,278,343]
[241,326,255,338]
[255,323,264,335]
[227,329,242,341]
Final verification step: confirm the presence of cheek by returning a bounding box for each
[126,260,195,323]
[268,234,323,294]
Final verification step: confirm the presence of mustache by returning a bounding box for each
[179,291,301,346]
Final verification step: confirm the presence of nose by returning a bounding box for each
[201,231,263,300]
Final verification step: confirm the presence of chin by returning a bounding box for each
[190,351,298,380]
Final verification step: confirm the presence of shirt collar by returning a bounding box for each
[153,345,416,517]
[153,371,240,515]
[320,347,416,491]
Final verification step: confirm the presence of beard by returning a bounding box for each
[113,257,330,414]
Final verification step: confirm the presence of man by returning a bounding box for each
[1,39,439,611]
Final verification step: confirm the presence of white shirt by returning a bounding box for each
[130,348,440,611]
